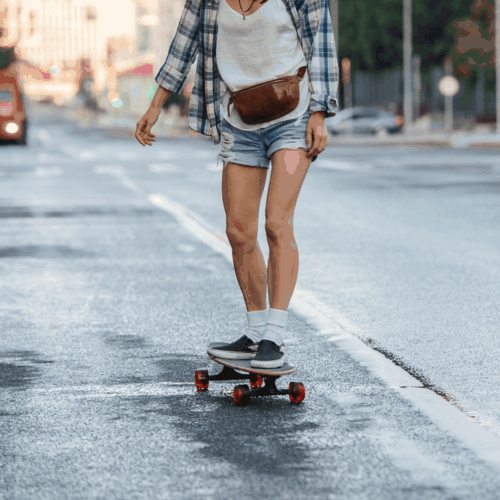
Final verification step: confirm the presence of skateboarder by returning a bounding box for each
[135,0,338,368]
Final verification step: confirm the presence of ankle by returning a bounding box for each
[261,308,288,346]
[246,308,268,343]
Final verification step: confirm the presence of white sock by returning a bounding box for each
[246,309,268,343]
[261,308,288,346]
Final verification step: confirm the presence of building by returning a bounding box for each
[0,0,191,106]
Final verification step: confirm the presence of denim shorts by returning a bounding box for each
[216,108,318,169]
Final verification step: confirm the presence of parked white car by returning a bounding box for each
[325,107,403,135]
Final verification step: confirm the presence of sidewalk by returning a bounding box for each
[327,130,500,150]
[45,105,500,150]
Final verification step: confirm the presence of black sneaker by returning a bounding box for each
[207,335,259,360]
[250,340,287,369]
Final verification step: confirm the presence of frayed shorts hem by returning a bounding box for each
[216,151,270,169]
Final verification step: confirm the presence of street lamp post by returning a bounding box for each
[403,0,413,134]
[328,0,339,57]
[438,60,459,134]
[496,0,500,134]
[413,54,421,121]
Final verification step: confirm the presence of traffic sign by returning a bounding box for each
[438,75,459,97]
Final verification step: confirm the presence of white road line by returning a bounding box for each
[149,163,180,173]
[396,388,500,471]
[288,289,420,388]
[36,153,60,163]
[62,145,95,160]
[118,151,138,160]
[93,165,142,195]
[372,429,458,489]
[26,381,195,399]
[37,128,51,145]
[178,244,196,253]
[316,160,372,170]
[94,165,124,175]
[156,151,177,160]
[194,150,215,159]
[34,166,64,177]
[149,194,230,258]
[115,179,500,472]
[205,162,222,172]
[375,157,500,168]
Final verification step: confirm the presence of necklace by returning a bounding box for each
[238,0,257,20]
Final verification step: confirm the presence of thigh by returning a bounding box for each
[222,161,268,230]
[265,147,312,223]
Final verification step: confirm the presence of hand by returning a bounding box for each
[306,111,328,159]
[135,107,160,146]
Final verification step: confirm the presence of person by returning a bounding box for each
[135,0,338,368]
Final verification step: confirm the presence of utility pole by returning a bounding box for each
[328,0,339,55]
[496,0,500,133]
[444,59,454,133]
[438,59,458,133]
[413,54,421,121]
[403,0,412,134]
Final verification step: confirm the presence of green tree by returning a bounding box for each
[449,0,495,94]
[339,0,473,72]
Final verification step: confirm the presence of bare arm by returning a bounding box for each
[150,86,172,111]
[135,86,173,146]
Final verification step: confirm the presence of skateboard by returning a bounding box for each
[194,342,306,406]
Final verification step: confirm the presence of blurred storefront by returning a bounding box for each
[1,0,193,112]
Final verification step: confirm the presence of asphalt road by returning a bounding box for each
[1,113,500,499]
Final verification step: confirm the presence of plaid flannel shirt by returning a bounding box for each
[155,0,339,145]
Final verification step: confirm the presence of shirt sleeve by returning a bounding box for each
[300,0,339,118]
[155,0,201,94]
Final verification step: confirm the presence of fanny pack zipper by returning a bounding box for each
[232,77,290,97]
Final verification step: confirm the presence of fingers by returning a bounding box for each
[135,119,156,146]
[135,120,147,146]
[306,124,327,159]
[306,126,313,152]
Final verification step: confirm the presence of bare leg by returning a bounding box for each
[265,148,312,311]
[222,162,268,311]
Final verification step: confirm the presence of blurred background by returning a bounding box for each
[0,0,499,142]
[0,0,193,143]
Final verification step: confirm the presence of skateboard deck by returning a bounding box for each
[208,355,296,377]
[195,343,305,405]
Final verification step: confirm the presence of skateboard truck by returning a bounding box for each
[195,354,305,405]
[195,366,263,391]
[234,377,306,405]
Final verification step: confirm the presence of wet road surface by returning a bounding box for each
[1,115,500,499]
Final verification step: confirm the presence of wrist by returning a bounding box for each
[149,103,163,113]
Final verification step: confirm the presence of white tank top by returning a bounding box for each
[216,0,311,131]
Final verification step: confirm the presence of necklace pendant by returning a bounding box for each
[243,12,246,20]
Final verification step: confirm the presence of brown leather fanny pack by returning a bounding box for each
[227,66,307,125]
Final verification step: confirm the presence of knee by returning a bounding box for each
[226,219,258,249]
[265,215,293,244]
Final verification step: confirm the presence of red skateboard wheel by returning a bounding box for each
[289,382,305,403]
[195,370,209,392]
[249,373,263,388]
[233,384,250,406]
